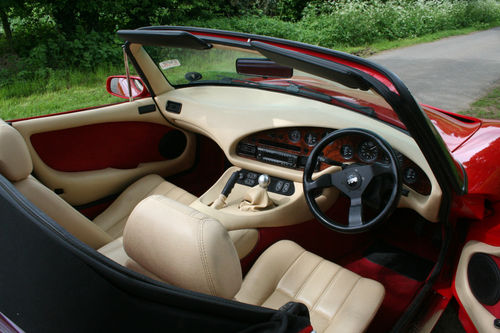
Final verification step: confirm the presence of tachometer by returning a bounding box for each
[358,141,379,162]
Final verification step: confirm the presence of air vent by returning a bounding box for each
[166,101,182,114]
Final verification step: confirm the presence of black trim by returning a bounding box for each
[138,104,156,114]
[468,253,500,306]
[118,30,212,50]
[124,43,156,99]
[251,41,371,91]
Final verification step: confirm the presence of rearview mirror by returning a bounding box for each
[106,76,150,99]
[236,58,293,78]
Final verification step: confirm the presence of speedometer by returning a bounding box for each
[358,141,379,162]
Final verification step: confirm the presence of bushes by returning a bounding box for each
[299,0,500,48]
[188,0,500,49]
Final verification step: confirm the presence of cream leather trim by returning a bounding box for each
[235,240,385,333]
[0,120,33,182]
[156,86,441,222]
[98,237,162,281]
[129,44,173,95]
[191,166,338,230]
[124,195,242,299]
[228,229,259,259]
[15,175,112,249]
[12,99,195,205]
[455,240,500,333]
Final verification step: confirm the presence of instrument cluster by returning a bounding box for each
[236,127,431,195]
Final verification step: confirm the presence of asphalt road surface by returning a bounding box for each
[368,27,500,112]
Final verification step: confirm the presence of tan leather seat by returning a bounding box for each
[0,120,196,248]
[100,195,385,333]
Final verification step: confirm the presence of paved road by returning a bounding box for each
[368,27,500,112]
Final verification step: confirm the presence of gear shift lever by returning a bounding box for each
[239,173,275,211]
[258,174,270,189]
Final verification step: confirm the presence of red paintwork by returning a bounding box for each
[30,122,172,172]
[453,119,500,199]
[423,106,482,153]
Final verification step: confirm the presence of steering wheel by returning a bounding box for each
[303,128,402,234]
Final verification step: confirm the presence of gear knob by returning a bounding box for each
[258,174,271,189]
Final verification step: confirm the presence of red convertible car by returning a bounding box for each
[1,26,499,333]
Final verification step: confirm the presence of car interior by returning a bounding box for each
[0,38,452,333]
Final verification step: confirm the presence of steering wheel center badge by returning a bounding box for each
[346,172,362,190]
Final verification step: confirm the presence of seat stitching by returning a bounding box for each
[198,219,216,295]
[311,262,342,312]
[294,258,324,300]
[261,248,307,305]
[328,276,362,321]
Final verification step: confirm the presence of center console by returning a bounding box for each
[189,166,337,231]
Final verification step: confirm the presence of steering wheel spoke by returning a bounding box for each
[304,173,334,193]
[348,197,364,228]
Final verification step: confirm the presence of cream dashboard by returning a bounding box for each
[156,85,442,222]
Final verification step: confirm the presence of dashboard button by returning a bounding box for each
[275,181,284,192]
[282,182,290,193]
[244,178,256,186]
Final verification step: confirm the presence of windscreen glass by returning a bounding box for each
[144,44,405,129]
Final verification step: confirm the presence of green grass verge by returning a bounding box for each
[0,85,123,120]
[460,84,500,119]
[0,65,126,120]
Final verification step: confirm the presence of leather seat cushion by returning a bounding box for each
[235,240,385,333]
[93,174,197,239]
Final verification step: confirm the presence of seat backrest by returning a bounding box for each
[123,195,242,299]
[0,120,112,249]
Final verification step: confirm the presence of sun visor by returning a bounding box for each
[250,41,371,91]
[118,30,212,50]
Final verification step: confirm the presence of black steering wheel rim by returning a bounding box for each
[303,128,402,234]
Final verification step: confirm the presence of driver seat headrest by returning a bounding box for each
[123,195,242,299]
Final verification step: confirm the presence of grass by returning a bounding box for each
[0,85,123,120]
[0,65,126,120]
[460,84,500,119]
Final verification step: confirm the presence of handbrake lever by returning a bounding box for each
[211,170,240,209]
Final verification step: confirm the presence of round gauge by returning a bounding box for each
[288,129,301,143]
[340,144,354,160]
[404,167,418,184]
[305,132,318,146]
[358,141,379,162]
[382,151,404,165]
